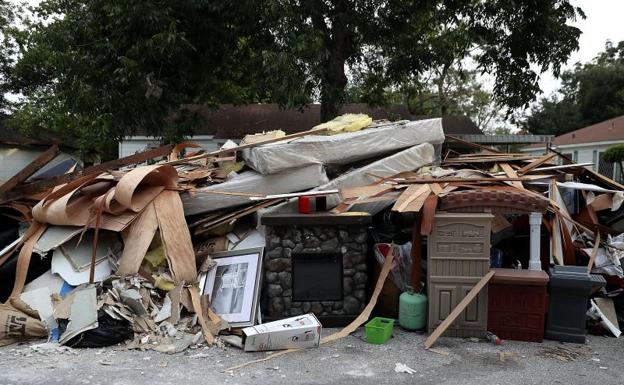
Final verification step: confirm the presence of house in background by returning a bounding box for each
[118,103,485,158]
[0,116,81,183]
[520,115,624,182]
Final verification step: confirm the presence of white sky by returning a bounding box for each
[538,0,624,97]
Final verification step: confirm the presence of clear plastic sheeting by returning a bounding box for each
[181,164,329,216]
[242,118,444,175]
[263,143,435,216]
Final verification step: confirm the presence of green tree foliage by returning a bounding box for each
[7,0,271,156]
[522,40,624,135]
[266,0,583,121]
[348,67,504,133]
[603,144,624,177]
[0,0,20,112]
[5,0,583,156]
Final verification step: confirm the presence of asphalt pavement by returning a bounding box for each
[0,328,622,385]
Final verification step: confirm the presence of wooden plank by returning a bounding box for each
[516,153,556,175]
[424,271,495,349]
[559,213,576,265]
[194,200,281,236]
[444,135,501,153]
[587,232,601,272]
[499,163,525,190]
[410,215,422,289]
[398,177,540,184]
[429,183,444,196]
[0,144,174,203]
[392,185,429,212]
[551,217,564,265]
[420,194,438,235]
[249,189,339,201]
[443,156,536,164]
[0,145,60,194]
[340,184,393,200]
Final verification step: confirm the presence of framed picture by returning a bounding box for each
[199,247,263,328]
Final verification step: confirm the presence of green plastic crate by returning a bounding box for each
[365,317,394,344]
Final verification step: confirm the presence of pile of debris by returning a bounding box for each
[0,112,622,362]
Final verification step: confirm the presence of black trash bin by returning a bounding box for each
[545,266,605,343]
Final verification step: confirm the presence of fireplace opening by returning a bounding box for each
[292,253,343,301]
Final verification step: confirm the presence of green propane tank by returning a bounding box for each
[398,286,427,330]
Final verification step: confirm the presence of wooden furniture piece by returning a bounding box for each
[488,268,549,342]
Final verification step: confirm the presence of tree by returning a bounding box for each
[7,0,272,157]
[347,66,505,133]
[522,40,624,135]
[603,144,624,180]
[520,94,583,136]
[7,0,584,156]
[264,0,584,121]
[0,0,20,112]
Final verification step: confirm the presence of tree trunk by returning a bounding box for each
[320,3,352,122]
[320,44,348,122]
[436,63,451,116]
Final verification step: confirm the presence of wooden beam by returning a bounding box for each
[424,271,495,349]
[0,145,60,194]
[0,144,174,203]
[420,194,438,235]
[410,215,423,290]
[516,153,556,175]
[587,232,601,272]
[445,135,502,153]
[499,163,525,190]
[398,176,541,184]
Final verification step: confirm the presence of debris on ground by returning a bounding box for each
[0,113,623,376]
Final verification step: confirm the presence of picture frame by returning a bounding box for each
[199,247,264,328]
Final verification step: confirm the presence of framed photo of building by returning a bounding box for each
[199,247,263,328]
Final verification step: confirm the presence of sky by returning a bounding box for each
[6,0,624,101]
[538,0,624,97]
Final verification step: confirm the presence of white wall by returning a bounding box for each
[118,135,227,158]
[0,146,75,182]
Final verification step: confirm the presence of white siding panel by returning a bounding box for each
[577,149,594,166]
[118,137,225,158]
[0,146,74,182]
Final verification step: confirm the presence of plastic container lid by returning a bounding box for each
[551,265,589,279]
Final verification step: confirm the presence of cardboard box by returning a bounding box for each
[241,313,322,351]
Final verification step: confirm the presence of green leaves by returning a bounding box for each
[3,0,584,156]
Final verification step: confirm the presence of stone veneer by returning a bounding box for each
[262,224,369,318]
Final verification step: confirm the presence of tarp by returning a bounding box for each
[181,164,329,216]
[242,118,444,175]
[264,143,435,215]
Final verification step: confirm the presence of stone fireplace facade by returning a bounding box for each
[261,213,371,323]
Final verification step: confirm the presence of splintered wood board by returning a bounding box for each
[392,185,430,212]
[499,163,525,190]
[517,153,556,175]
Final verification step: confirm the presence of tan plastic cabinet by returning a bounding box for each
[427,212,493,338]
